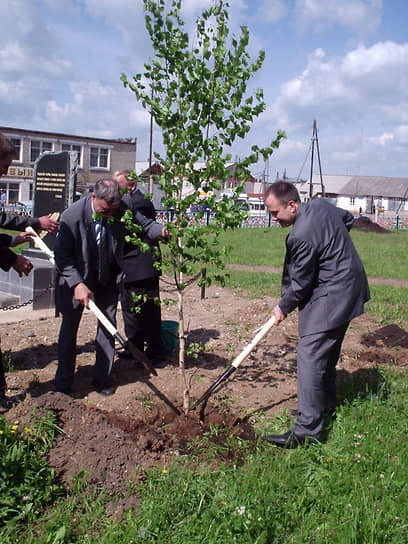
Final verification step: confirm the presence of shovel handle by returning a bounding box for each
[231,315,276,369]
[88,299,117,336]
[88,299,158,376]
[25,226,55,264]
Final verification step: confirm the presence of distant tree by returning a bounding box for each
[121,0,285,412]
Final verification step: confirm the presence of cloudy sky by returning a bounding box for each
[1,0,407,180]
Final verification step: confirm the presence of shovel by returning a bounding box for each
[192,315,276,409]
[88,300,157,376]
[25,226,157,376]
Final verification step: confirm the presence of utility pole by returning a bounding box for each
[309,120,325,199]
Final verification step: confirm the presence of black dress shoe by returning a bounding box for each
[265,430,319,448]
[92,380,116,396]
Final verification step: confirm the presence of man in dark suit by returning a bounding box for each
[54,178,164,396]
[113,170,168,363]
[264,181,370,448]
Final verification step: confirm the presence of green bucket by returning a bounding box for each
[161,320,179,355]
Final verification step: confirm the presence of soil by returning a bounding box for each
[2,276,408,515]
[352,216,390,233]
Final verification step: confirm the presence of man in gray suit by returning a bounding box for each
[264,181,370,448]
[54,178,162,396]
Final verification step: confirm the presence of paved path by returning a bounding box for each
[226,263,408,288]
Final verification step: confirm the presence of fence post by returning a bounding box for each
[201,267,206,299]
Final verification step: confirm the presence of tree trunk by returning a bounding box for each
[177,237,190,412]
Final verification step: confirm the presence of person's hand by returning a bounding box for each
[38,214,59,233]
[162,226,171,240]
[273,305,286,325]
[12,231,34,247]
[74,282,92,308]
[12,255,33,277]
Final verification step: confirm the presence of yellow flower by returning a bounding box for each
[11,425,18,430]
[162,469,168,474]
[24,427,32,434]
[0,430,3,435]
[221,501,228,507]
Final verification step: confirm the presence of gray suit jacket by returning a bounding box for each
[54,195,162,311]
[278,199,370,336]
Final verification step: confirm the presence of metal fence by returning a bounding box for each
[155,211,408,230]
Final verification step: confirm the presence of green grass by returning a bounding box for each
[367,285,408,326]
[350,230,408,279]
[216,227,408,279]
[223,269,282,298]
[0,410,63,531]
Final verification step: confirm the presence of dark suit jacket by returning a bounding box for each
[0,212,43,271]
[279,198,370,336]
[54,196,124,311]
[121,189,164,283]
[0,233,16,271]
[54,195,161,311]
[0,211,42,232]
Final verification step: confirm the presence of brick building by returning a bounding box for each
[0,126,136,210]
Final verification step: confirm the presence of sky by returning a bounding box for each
[1,0,407,180]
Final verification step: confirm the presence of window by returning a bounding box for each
[350,197,355,205]
[388,198,403,211]
[11,138,22,162]
[62,143,83,166]
[30,140,53,162]
[0,182,20,205]
[90,147,109,169]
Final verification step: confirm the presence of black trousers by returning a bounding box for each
[120,277,164,356]
[55,277,118,391]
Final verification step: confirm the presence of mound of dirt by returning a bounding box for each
[9,391,255,498]
[352,216,389,233]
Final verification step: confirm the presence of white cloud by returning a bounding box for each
[253,0,288,23]
[268,41,408,132]
[366,132,394,146]
[296,0,382,33]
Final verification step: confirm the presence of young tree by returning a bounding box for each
[121,0,285,412]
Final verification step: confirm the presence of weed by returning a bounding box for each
[2,349,13,372]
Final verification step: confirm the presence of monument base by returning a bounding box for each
[0,251,56,310]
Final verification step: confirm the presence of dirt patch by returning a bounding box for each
[2,277,408,504]
[352,216,390,233]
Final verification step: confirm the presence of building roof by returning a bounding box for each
[0,126,136,146]
[340,176,408,199]
[293,174,408,199]
[134,160,237,178]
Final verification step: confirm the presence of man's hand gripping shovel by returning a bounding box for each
[25,226,157,376]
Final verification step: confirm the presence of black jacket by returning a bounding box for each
[121,189,164,283]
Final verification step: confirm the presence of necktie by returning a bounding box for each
[98,219,110,285]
